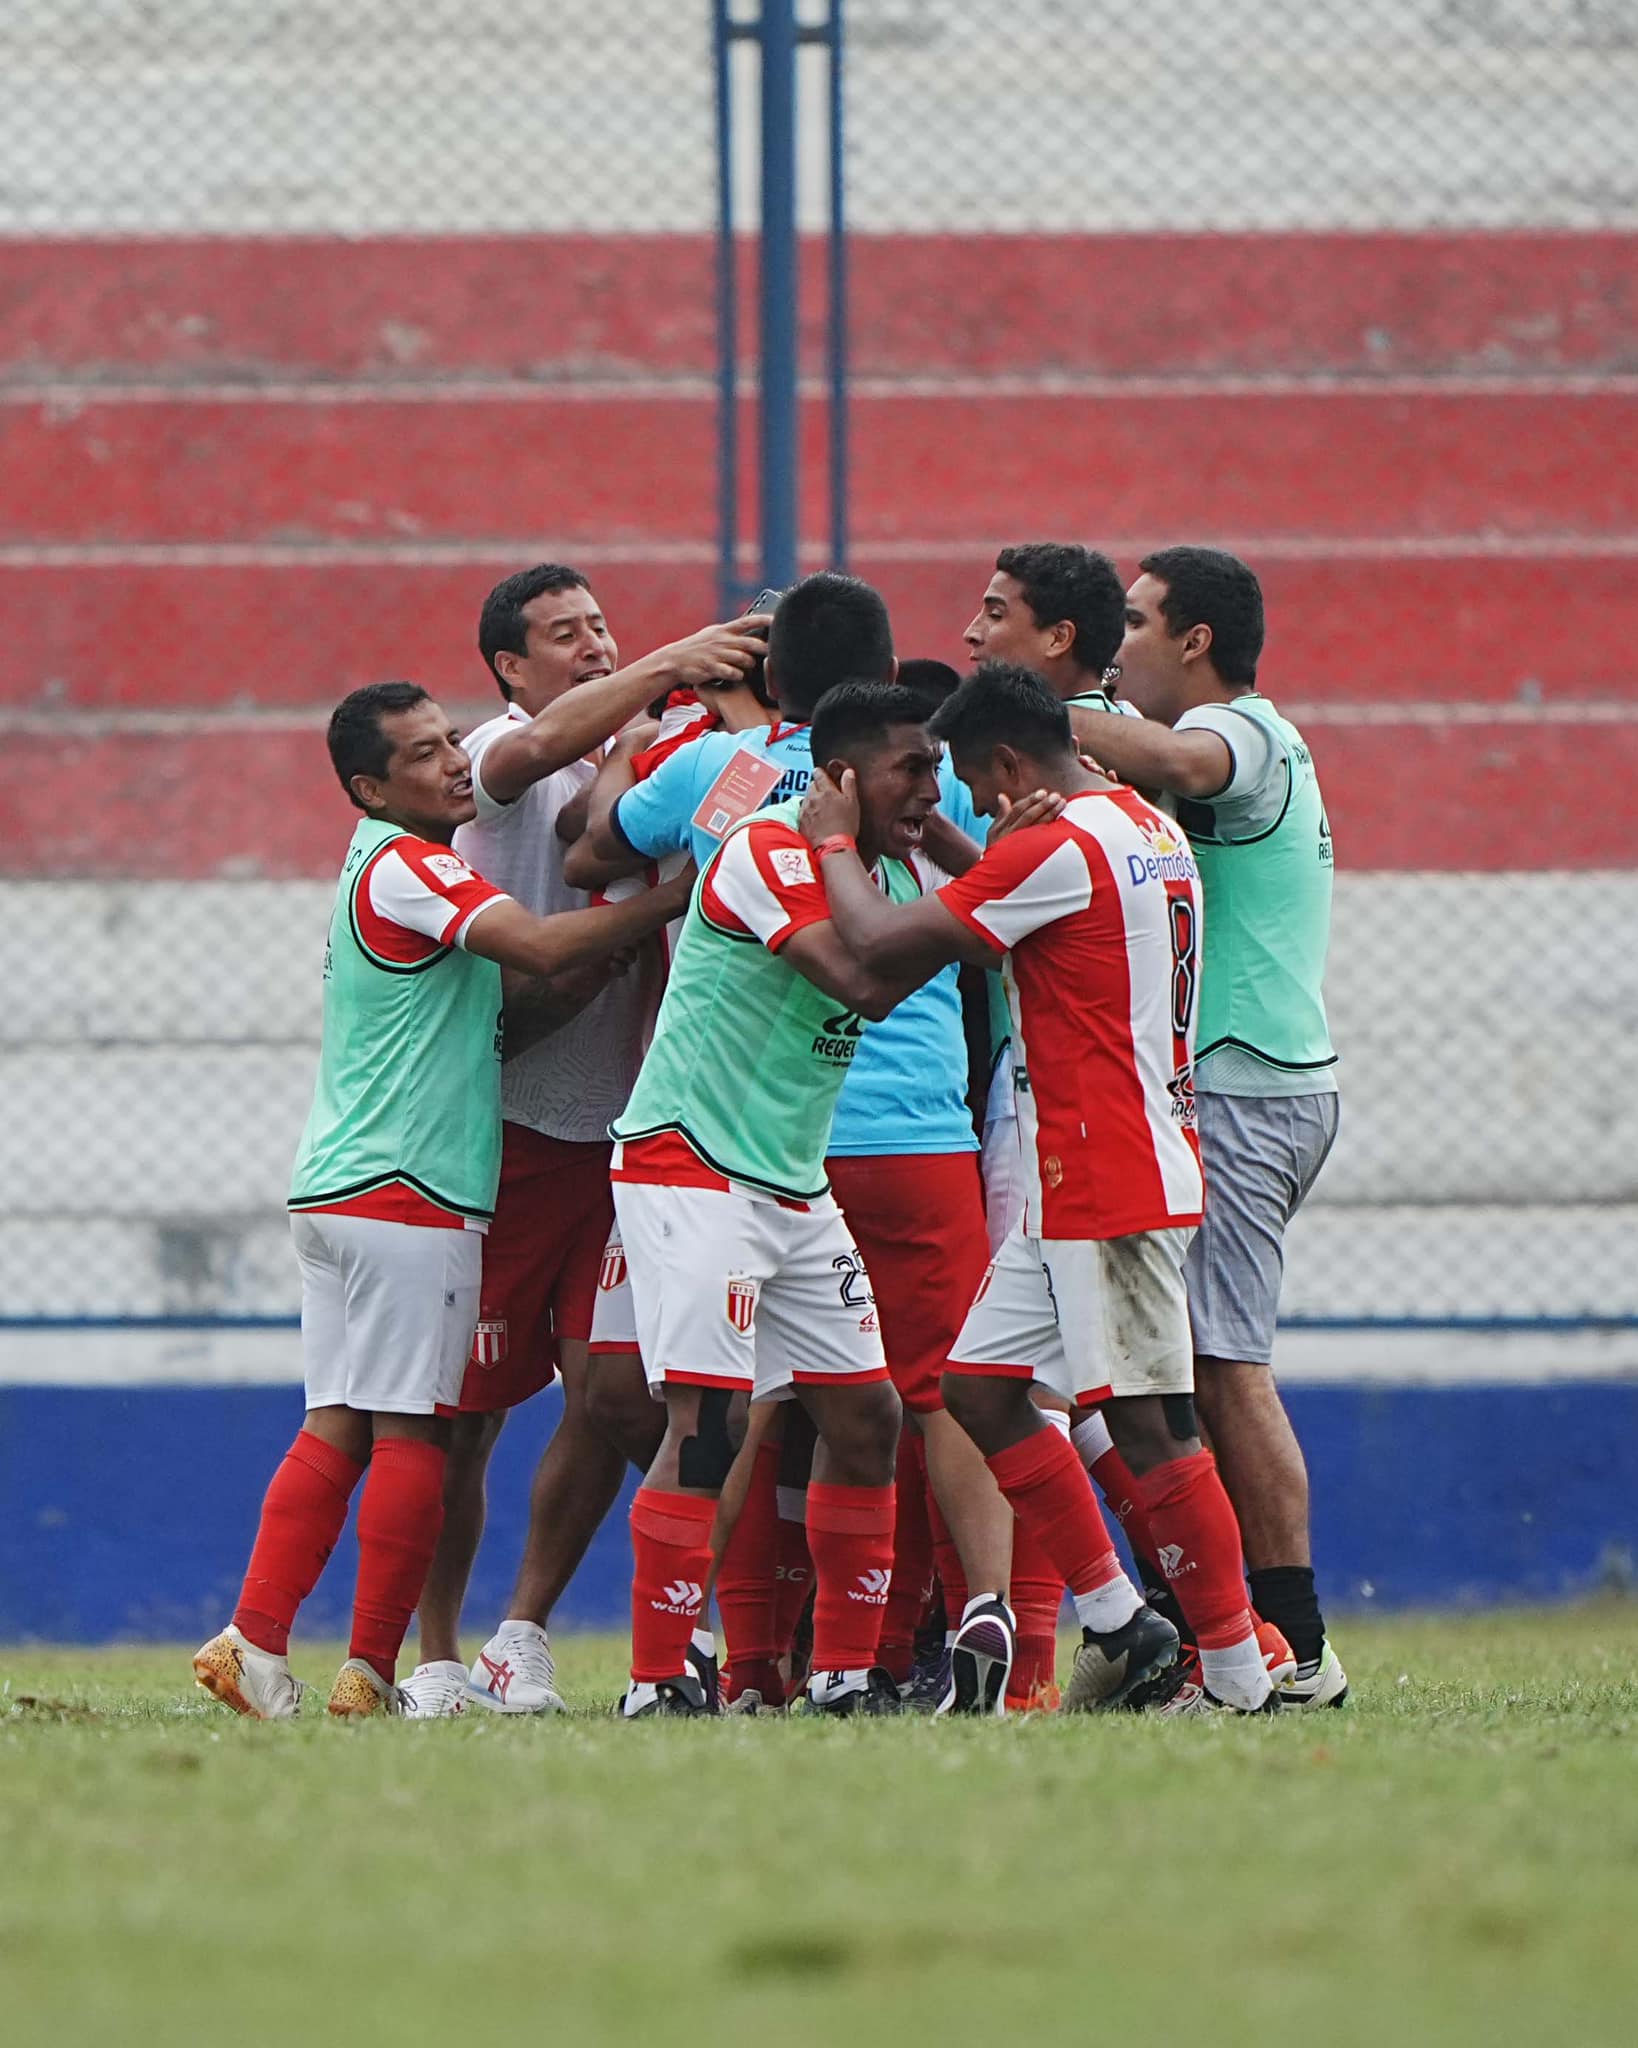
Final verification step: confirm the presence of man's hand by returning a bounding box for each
[986,788,1064,847]
[652,858,698,919]
[799,765,862,847]
[663,616,773,692]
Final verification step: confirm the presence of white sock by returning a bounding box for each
[960,1592,1015,1624]
[1072,1571,1143,1636]
[1039,1407,1073,1441]
[1070,1412,1114,1468]
[690,1627,716,1660]
[810,1666,871,1695]
[1200,1632,1272,1712]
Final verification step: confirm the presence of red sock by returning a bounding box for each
[878,1434,934,1683]
[987,1427,1124,1597]
[717,1440,784,1705]
[1006,1510,1065,1705]
[349,1437,446,1683]
[1135,1449,1254,1650]
[772,1487,812,1658]
[925,1481,969,1627]
[234,1430,365,1655]
[1089,1439,1161,1567]
[629,1486,714,1683]
[806,1480,896,1672]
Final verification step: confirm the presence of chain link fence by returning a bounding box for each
[2,2,1635,1330]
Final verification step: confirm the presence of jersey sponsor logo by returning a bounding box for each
[423,852,478,888]
[769,845,816,888]
[599,1243,628,1293]
[1166,1069,1199,1128]
[831,1248,875,1311]
[726,1277,757,1334]
[470,1317,508,1368]
[1042,1153,1064,1189]
[1318,812,1334,866]
[1126,816,1199,886]
[812,1005,864,1062]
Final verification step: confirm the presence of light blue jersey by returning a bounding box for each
[612,721,980,1157]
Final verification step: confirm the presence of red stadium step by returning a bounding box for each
[3,389,1635,545]
[3,234,1633,381]
[7,720,1635,880]
[4,553,1638,712]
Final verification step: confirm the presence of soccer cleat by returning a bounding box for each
[618,1673,714,1718]
[685,1629,721,1713]
[1062,1604,1181,1713]
[399,1660,472,1719]
[1256,1619,1299,1688]
[806,1666,903,1717]
[1276,1639,1351,1710]
[467,1620,566,1715]
[326,1658,406,1718]
[192,1624,306,1722]
[939,1595,1016,1717]
[899,1644,953,1712]
[1153,1678,1282,1717]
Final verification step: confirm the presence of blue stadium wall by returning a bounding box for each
[3,1372,1635,1642]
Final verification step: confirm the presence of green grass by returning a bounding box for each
[3,1608,1637,2048]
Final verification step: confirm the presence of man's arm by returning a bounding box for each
[476,616,771,806]
[498,952,631,1062]
[463,866,692,979]
[1065,703,1232,798]
[560,728,659,888]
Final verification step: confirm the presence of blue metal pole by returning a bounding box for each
[712,0,741,615]
[826,0,848,572]
[757,0,800,591]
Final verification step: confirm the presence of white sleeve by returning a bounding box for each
[464,718,521,823]
[1175,704,1284,834]
[366,845,510,947]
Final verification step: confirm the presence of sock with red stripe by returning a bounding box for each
[234,1430,365,1656]
[1005,1509,1065,1705]
[629,1486,715,1684]
[1135,1448,1267,1709]
[806,1481,896,1672]
[878,1433,934,1683]
[986,1426,1141,1636]
[925,1482,969,1640]
[773,1485,813,1663]
[717,1439,785,1707]
[348,1437,446,1685]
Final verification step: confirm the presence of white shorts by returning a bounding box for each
[611,1180,890,1400]
[292,1211,482,1416]
[588,1226,638,1352]
[948,1219,1197,1405]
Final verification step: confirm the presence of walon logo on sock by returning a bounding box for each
[1158,1544,1197,1580]
[653,1580,704,1615]
[848,1569,892,1604]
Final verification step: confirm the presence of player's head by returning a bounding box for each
[328,681,476,839]
[810,678,940,862]
[930,661,1079,817]
[478,563,617,710]
[1118,546,1264,723]
[963,544,1125,695]
[766,572,896,720]
[896,657,963,723]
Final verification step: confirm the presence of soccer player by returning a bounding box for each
[612,678,1005,1718]
[569,579,1016,1715]
[192,683,691,1719]
[963,542,1129,717]
[1051,548,1346,1707]
[398,566,769,1719]
[799,662,1282,1716]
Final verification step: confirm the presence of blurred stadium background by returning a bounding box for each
[1,1,1634,1639]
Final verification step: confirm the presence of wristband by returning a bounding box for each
[811,834,857,861]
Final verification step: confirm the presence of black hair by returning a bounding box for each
[896,657,963,722]
[478,563,591,698]
[1139,546,1264,688]
[995,542,1125,676]
[809,679,929,771]
[767,572,894,720]
[327,681,431,809]
[929,661,1074,765]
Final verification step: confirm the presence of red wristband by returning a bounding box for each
[812,834,857,860]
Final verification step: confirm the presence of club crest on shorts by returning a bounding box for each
[726,1277,757,1334]
[599,1243,627,1292]
[470,1318,508,1368]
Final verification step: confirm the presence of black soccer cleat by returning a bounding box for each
[617,1673,715,1718]
[940,1595,1016,1717]
[1062,1603,1182,1713]
[806,1666,903,1717]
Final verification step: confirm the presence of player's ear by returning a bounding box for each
[350,773,386,813]
[1180,621,1213,667]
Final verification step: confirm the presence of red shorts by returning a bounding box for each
[448,1125,615,1415]
[826,1151,989,1414]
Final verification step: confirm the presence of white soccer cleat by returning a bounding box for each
[326,1657,407,1718]
[399,1660,472,1719]
[1276,1639,1351,1709]
[467,1619,566,1714]
[192,1624,306,1721]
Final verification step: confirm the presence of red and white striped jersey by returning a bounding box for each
[936,786,1204,1241]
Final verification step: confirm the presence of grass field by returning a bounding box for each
[3,1606,1636,2048]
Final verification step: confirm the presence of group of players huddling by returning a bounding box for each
[192,542,1346,1722]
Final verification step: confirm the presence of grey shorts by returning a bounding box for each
[1185,1091,1340,1365]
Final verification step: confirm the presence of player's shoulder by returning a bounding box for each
[460,708,519,757]
[380,835,492,890]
